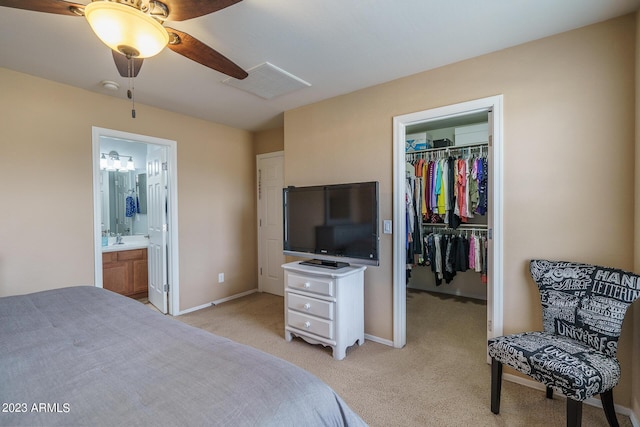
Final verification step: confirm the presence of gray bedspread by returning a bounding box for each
[0,286,367,426]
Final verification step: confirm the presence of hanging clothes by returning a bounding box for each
[405,143,489,274]
[423,229,486,286]
[408,149,488,230]
[475,157,488,215]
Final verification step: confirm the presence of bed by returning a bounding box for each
[0,286,367,426]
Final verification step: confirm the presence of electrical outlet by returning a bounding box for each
[218,273,224,283]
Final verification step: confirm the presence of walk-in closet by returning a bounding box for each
[403,108,495,367]
[405,111,490,302]
[393,95,503,354]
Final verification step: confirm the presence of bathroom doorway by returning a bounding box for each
[92,127,180,315]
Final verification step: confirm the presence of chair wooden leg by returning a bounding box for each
[491,358,503,414]
[566,398,582,427]
[600,390,619,427]
[546,386,553,399]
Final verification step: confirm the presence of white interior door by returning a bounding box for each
[147,146,168,313]
[257,152,285,296]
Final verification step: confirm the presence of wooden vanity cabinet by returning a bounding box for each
[102,249,148,300]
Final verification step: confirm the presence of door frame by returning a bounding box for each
[92,126,180,315]
[392,95,504,348]
[256,151,285,294]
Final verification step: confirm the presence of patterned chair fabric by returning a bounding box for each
[488,260,640,402]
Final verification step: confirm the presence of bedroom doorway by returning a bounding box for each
[91,127,180,315]
[392,95,504,349]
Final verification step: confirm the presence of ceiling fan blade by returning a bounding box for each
[0,0,84,16]
[163,0,242,22]
[112,51,144,78]
[165,27,247,80]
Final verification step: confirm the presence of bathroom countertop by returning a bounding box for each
[102,237,149,253]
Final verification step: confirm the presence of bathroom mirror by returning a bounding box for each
[101,170,147,236]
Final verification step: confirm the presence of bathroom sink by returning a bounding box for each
[102,236,149,252]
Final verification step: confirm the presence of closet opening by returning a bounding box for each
[392,96,504,353]
[405,112,489,299]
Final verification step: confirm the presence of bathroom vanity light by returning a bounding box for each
[100,151,135,172]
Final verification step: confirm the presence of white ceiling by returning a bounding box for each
[1,0,638,131]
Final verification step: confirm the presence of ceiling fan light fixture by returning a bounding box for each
[84,1,169,58]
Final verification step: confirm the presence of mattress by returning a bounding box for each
[0,286,366,426]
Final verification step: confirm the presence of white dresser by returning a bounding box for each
[283,261,366,360]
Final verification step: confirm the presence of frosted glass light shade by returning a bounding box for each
[84,1,169,58]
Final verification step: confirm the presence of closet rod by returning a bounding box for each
[422,223,487,229]
[406,141,488,156]
[423,227,488,235]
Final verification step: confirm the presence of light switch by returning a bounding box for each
[383,220,392,234]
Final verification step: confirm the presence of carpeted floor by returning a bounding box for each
[176,289,632,427]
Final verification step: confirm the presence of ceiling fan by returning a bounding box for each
[0,0,248,80]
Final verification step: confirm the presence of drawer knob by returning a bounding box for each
[303,303,311,310]
[304,321,311,329]
[303,282,311,289]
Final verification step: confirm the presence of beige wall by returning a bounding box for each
[285,15,637,410]
[254,127,284,155]
[0,68,257,311]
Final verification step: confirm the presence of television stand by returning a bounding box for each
[283,261,366,360]
[300,259,350,269]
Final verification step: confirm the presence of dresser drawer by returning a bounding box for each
[288,293,334,320]
[286,273,334,296]
[287,310,334,340]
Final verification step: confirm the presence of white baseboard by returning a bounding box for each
[177,289,258,315]
[364,333,393,347]
[503,373,634,420]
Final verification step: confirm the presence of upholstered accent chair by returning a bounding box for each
[488,260,640,427]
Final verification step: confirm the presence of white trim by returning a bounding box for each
[177,289,258,315]
[489,96,505,340]
[503,373,635,419]
[364,334,393,347]
[392,95,504,349]
[391,115,407,348]
[92,127,180,316]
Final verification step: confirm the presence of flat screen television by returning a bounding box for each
[283,181,379,268]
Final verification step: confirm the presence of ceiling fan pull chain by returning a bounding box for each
[126,55,136,119]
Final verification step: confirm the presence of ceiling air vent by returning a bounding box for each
[222,62,311,100]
